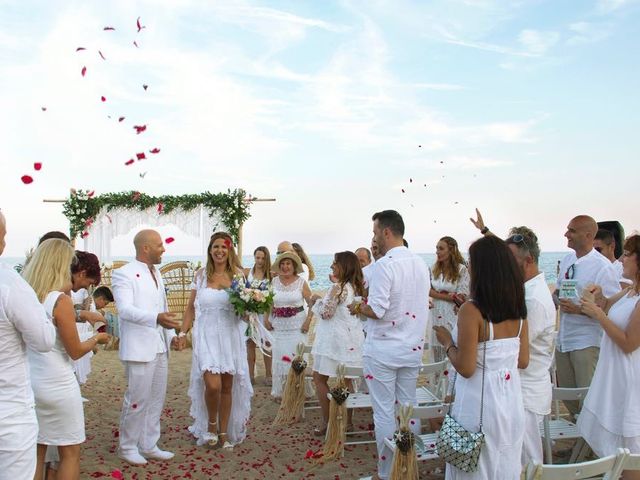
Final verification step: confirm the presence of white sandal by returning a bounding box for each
[204,421,218,447]
[220,433,233,451]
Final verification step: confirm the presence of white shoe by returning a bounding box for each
[140,447,174,461]
[203,432,218,447]
[118,451,147,466]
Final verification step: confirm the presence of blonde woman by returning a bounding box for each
[180,232,253,450]
[292,242,315,282]
[243,246,273,385]
[23,239,110,480]
[429,236,470,361]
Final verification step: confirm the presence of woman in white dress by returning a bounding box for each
[578,235,640,479]
[311,251,365,435]
[243,246,273,385]
[22,239,110,480]
[180,232,253,450]
[435,235,529,480]
[265,251,314,399]
[430,236,470,362]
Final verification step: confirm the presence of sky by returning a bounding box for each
[1,0,638,258]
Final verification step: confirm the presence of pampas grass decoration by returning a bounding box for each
[273,342,307,425]
[389,404,419,480]
[316,364,350,463]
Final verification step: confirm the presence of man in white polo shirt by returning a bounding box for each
[349,210,429,480]
[555,215,620,417]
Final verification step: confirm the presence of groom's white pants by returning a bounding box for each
[119,353,168,454]
[364,355,420,480]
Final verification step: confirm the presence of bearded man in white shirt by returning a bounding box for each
[111,229,181,466]
[348,210,429,480]
[0,210,56,479]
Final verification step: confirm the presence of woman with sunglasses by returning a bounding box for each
[578,235,640,478]
[429,236,469,361]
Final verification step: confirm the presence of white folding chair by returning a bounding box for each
[618,448,640,475]
[382,404,449,462]
[525,448,627,480]
[540,386,589,464]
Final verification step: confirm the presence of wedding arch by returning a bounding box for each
[60,189,252,263]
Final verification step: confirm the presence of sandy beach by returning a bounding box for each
[80,348,446,480]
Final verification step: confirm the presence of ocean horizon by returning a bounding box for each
[1,251,569,291]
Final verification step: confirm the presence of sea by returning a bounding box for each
[1,252,568,290]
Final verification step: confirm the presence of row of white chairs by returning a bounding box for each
[524,448,640,479]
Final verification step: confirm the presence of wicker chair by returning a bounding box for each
[99,261,128,316]
[160,261,197,320]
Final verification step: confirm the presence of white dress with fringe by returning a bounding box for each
[187,273,253,446]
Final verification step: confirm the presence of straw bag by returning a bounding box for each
[436,321,487,473]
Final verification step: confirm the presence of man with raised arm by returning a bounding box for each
[112,229,181,466]
[349,210,429,480]
[0,210,56,479]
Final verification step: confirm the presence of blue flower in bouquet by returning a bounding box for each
[226,275,274,316]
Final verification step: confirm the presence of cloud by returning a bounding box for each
[518,29,560,55]
[443,37,540,57]
[566,21,611,45]
[596,0,640,13]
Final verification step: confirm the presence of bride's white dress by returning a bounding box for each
[187,272,253,446]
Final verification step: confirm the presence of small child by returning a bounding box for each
[92,285,114,311]
[93,286,119,349]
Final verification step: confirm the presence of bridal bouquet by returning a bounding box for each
[227,277,275,355]
[227,277,275,316]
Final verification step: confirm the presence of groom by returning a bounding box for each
[112,229,181,465]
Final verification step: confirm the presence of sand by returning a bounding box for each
[79,349,446,480]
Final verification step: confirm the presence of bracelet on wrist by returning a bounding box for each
[446,344,457,356]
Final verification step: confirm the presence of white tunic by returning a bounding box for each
[29,292,85,445]
[578,292,640,455]
[311,282,364,376]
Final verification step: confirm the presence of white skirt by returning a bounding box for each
[578,408,640,456]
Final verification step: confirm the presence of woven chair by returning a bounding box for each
[160,261,197,320]
[99,261,128,316]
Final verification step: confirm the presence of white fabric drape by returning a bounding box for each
[82,206,224,263]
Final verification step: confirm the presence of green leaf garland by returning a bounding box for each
[62,189,251,242]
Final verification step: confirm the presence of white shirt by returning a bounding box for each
[364,246,430,366]
[300,263,310,283]
[0,267,56,419]
[556,249,620,352]
[520,272,556,415]
[362,262,375,290]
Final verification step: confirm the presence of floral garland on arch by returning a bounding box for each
[62,189,251,242]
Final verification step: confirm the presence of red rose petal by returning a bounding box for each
[21,175,33,184]
[131,403,137,409]
[281,355,292,363]
[133,125,146,134]
[76,47,86,52]
[110,469,124,480]
[124,159,134,166]
[101,96,106,102]
[103,26,115,31]
[41,107,47,111]
[99,50,106,60]
[133,40,139,48]
[81,66,87,77]
[118,116,125,122]
[149,148,160,154]
[136,17,146,33]
[136,152,146,160]
[33,162,42,171]
[88,190,95,197]
[143,84,148,91]
[401,189,405,193]
[81,231,89,238]
[132,191,141,201]
[157,202,164,214]
[165,237,175,244]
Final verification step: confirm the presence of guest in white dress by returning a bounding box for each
[311,251,366,435]
[429,236,470,361]
[0,211,56,480]
[22,239,110,480]
[243,246,273,385]
[578,235,640,476]
[70,251,104,385]
[180,232,253,450]
[435,235,529,480]
[265,251,314,399]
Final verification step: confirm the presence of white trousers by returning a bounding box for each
[364,356,420,480]
[120,353,168,455]
[0,407,38,480]
[521,409,544,467]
